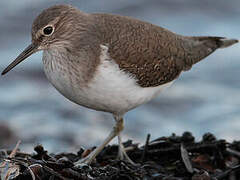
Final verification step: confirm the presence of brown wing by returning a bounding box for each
[93,13,230,87]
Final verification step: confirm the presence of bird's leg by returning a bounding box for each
[117,132,136,165]
[117,133,124,160]
[74,114,124,166]
[115,117,137,166]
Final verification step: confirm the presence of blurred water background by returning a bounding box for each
[0,0,239,152]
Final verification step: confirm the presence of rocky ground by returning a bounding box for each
[1,132,240,180]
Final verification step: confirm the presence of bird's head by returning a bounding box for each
[2,4,87,75]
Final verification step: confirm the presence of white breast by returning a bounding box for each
[43,45,173,115]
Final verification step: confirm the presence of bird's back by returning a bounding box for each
[91,13,238,87]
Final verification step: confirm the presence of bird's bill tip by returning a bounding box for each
[1,43,38,76]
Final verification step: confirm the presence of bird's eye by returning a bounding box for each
[43,26,54,36]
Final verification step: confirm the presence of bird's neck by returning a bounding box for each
[42,47,100,87]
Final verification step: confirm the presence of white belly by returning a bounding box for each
[43,46,173,115]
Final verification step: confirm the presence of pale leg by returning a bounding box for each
[117,132,136,165]
[117,133,124,160]
[74,114,124,166]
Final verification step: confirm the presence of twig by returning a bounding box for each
[141,134,151,162]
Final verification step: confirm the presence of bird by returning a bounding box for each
[1,4,238,165]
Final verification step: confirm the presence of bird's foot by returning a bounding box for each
[74,156,91,167]
[74,146,140,168]
[73,148,99,168]
[117,144,139,166]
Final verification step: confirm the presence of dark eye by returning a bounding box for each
[43,26,54,35]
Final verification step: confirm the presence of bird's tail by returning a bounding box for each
[181,36,238,71]
[215,37,239,48]
[191,36,239,49]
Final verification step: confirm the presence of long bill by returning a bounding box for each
[1,43,38,75]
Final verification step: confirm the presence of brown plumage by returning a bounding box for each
[92,14,238,87]
[28,4,239,88]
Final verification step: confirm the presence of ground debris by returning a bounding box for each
[1,132,240,180]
